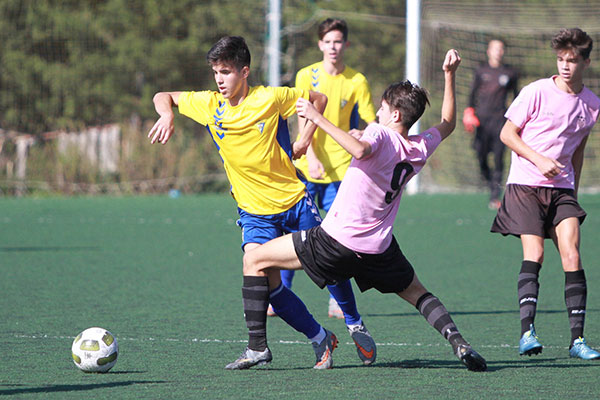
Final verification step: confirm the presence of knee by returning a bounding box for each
[242,250,261,275]
[561,249,581,270]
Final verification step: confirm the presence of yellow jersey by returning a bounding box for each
[178,86,309,215]
[295,62,376,183]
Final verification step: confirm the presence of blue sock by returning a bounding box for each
[270,283,321,339]
[280,270,295,289]
[327,280,361,325]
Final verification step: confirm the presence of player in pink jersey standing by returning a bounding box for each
[227,48,488,371]
[491,28,600,360]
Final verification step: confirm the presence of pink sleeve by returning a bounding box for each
[505,84,535,129]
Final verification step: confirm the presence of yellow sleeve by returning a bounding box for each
[177,91,214,126]
[355,76,377,124]
[295,67,312,90]
[273,86,309,120]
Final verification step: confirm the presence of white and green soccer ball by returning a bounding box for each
[71,327,118,373]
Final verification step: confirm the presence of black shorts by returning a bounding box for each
[292,226,415,294]
[490,184,586,238]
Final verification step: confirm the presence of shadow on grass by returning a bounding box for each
[371,358,600,372]
[0,246,100,252]
[364,309,599,318]
[0,380,168,396]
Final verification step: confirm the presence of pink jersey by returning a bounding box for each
[505,76,600,189]
[321,124,442,254]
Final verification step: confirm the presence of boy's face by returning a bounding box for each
[487,40,505,65]
[318,30,347,65]
[376,100,397,127]
[211,61,249,100]
[555,49,590,87]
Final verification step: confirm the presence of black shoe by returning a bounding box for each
[456,344,487,372]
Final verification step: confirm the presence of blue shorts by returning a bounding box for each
[237,192,322,249]
[305,181,342,212]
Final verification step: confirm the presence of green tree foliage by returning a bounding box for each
[0,0,269,134]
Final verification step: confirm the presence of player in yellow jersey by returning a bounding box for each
[148,36,376,369]
[277,18,377,320]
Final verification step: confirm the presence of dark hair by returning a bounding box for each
[207,36,251,70]
[318,18,348,41]
[382,80,430,129]
[551,28,593,60]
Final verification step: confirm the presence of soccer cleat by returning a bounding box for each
[348,323,377,365]
[328,297,344,319]
[266,304,277,317]
[312,329,338,369]
[569,337,600,360]
[519,324,543,356]
[225,347,273,370]
[455,344,487,372]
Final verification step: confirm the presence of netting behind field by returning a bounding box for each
[418,1,600,193]
[2,1,600,195]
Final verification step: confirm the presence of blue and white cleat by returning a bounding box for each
[569,337,600,360]
[519,324,543,356]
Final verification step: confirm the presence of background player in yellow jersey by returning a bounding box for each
[277,18,377,319]
[148,36,376,369]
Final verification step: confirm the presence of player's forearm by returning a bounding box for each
[441,71,457,130]
[572,136,588,195]
[499,121,542,164]
[311,113,371,159]
[153,92,176,118]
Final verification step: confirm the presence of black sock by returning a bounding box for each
[565,270,586,345]
[518,261,541,335]
[242,276,270,351]
[416,292,467,352]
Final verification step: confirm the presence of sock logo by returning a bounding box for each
[520,297,537,304]
[571,309,586,315]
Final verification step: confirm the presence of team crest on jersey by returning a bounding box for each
[340,99,348,108]
[213,101,227,139]
[257,121,265,134]
[577,115,587,129]
[498,74,510,87]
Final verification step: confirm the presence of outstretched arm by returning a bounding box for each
[292,91,327,158]
[434,49,461,141]
[296,98,372,160]
[148,92,182,144]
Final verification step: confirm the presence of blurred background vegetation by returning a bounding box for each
[1,0,599,195]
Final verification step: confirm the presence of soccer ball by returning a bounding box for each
[71,327,118,373]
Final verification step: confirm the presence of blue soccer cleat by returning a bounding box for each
[519,324,543,356]
[312,329,338,369]
[348,323,377,365]
[569,337,600,360]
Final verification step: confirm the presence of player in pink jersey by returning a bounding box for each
[491,28,600,360]
[227,49,488,372]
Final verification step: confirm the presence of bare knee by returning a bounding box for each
[560,248,581,271]
[243,249,265,276]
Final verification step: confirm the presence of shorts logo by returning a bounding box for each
[340,99,348,109]
[301,230,307,242]
[257,121,265,134]
[577,115,586,129]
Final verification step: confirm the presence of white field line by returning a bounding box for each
[11,333,570,350]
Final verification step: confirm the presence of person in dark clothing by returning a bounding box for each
[463,39,519,209]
